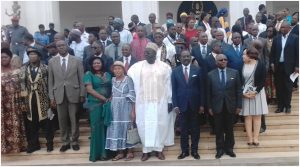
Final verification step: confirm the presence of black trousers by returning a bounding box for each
[180,106,200,153]
[26,93,54,147]
[274,63,293,109]
[213,104,235,151]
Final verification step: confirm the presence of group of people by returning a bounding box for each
[1,3,298,163]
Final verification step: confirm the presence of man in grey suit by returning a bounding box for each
[48,40,85,152]
[105,31,123,61]
[83,32,98,66]
[207,54,242,159]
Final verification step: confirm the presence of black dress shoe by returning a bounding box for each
[26,145,41,153]
[72,144,80,151]
[275,108,284,113]
[177,152,189,159]
[225,150,236,157]
[191,152,200,160]
[259,127,266,133]
[46,143,53,152]
[285,107,291,113]
[141,153,150,161]
[60,144,70,152]
[215,150,224,159]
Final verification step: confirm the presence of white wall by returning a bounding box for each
[1,1,60,34]
[59,1,122,31]
[122,1,159,29]
[266,1,299,15]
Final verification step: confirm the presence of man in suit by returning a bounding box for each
[290,13,299,36]
[48,40,85,152]
[145,13,157,36]
[237,8,250,31]
[23,33,48,64]
[83,32,98,65]
[207,54,242,159]
[244,25,268,67]
[192,32,212,70]
[226,32,246,71]
[99,29,112,47]
[131,14,146,26]
[54,33,75,56]
[85,41,113,74]
[172,50,204,160]
[117,43,137,73]
[270,21,299,114]
[105,31,124,61]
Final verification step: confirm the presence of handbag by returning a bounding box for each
[126,122,141,145]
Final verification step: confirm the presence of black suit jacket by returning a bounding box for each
[100,39,112,47]
[270,33,299,75]
[171,65,204,112]
[83,45,94,63]
[290,24,299,36]
[240,60,266,93]
[207,68,242,113]
[191,44,212,74]
[205,53,217,72]
[238,17,246,31]
[117,56,138,68]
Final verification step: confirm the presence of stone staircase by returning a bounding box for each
[2,90,299,166]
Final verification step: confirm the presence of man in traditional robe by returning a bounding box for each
[127,42,176,161]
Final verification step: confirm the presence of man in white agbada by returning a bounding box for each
[127,42,176,161]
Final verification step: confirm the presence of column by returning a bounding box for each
[121,1,159,28]
[229,1,266,26]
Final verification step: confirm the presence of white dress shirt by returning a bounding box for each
[182,64,191,77]
[70,40,89,60]
[119,29,133,44]
[280,33,289,62]
[256,23,267,35]
[81,31,89,43]
[123,55,132,64]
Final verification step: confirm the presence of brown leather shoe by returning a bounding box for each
[156,151,165,160]
[141,153,150,161]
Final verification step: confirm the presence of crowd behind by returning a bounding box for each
[1,3,299,162]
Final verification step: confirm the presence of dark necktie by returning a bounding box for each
[201,45,207,59]
[31,67,37,80]
[221,70,225,87]
[125,57,129,72]
[114,45,118,60]
[62,58,66,74]
[102,41,105,47]
[184,67,189,83]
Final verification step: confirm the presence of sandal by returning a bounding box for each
[124,153,134,161]
[112,154,125,161]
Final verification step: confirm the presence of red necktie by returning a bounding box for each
[184,67,189,83]
[125,57,129,72]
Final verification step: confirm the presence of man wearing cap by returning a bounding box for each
[23,33,48,65]
[69,29,89,61]
[130,25,150,61]
[20,47,55,153]
[48,40,85,152]
[145,13,157,36]
[45,23,58,43]
[5,16,29,60]
[127,42,176,161]
[113,18,133,44]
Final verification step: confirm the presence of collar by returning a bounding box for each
[123,55,131,61]
[60,54,69,60]
[218,67,226,72]
[182,64,191,70]
[30,41,36,47]
[200,43,207,47]
[95,53,103,57]
[282,32,290,39]
[233,44,241,48]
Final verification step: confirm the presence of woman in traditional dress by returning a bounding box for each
[84,56,112,162]
[1,48,27,154]
[239,47,268,146]
[105,61,136,161]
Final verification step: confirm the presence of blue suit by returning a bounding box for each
[225,44,246,71]
[171,64,204,153]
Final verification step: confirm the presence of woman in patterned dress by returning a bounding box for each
[105,61,136,161]
[1,48,27,153]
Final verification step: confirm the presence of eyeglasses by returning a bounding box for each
[217,58,228,62]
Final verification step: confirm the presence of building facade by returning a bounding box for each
[1,1,299,35]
